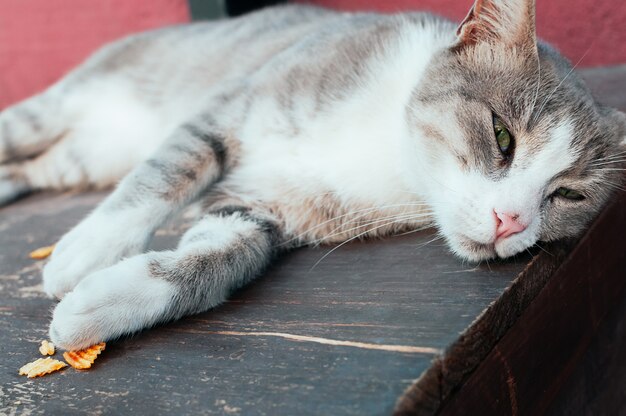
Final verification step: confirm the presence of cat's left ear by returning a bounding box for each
[455,0,536,50]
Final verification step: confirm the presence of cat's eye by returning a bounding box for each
[493,116,514,157]
[555,187,585,201]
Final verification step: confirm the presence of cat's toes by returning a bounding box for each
[49,256,175,350]
[49,289,106,350]
[43,249,100,299]
[43,213,147,299]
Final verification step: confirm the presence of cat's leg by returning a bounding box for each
[0,91,66,164]
[42,117,231,298]
[0,91,69,204]
[0,83,168,205]
[48,205,282,350]
[0,115,166,205]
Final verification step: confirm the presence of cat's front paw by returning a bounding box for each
[49,255,175,350]
[43,213,148,299]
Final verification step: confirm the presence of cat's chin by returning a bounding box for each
[450,236,497,262]
[494,235,538,260]
[450,232,539,262]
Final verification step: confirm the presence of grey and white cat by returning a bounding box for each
[1,0,624,350]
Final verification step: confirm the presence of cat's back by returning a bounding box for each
[65,5,453,92]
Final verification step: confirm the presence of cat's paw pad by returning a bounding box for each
[43,213,147,299]
[49,256,174,350]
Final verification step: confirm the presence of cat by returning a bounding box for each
[0,0,624,350]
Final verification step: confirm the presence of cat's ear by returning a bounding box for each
[605,108,626,148]
[455,0,536,50]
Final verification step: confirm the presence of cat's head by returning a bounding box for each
[408,0,626,261]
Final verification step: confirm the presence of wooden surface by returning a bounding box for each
[0,67,625,415]
[0,192,527,415]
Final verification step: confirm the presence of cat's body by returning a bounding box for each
[2,6,447,242]
[1,1,624,350]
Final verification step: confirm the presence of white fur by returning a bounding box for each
[225,21,450,236]
[178,213,259,249]
[49,254,176,350]
[50,214,263,349]
[43,208,155,298]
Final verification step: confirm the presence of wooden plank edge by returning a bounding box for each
[394,189,626,416]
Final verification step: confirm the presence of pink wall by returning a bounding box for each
[303,0,626,68]
[1,0,624,109]
[0,0,190,109]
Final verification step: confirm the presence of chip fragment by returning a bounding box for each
[39,340,55,356]
[19,357,67,378]
[63,342,106,369]
[29,244,55,260]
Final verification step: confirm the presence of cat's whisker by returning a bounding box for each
[600,182,626,193]
[592,151,626,163]
[417,165,460,195]
[588,155,626,165]
[413,233,445,249]
[534,242,554,257]
[591,168,626,172]
[593,150,626,159]
[279,202,435,246]
[393,225,436,238]
[532,45,592,124]
[314,210,428,243]
[590,154,626,161]
[311,212,433,246]
[529,50,542,121]
[309,216,432,271]
[588,159,626,167]
[441,266,481,274]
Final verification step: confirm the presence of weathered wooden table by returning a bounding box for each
[1,67,625,415]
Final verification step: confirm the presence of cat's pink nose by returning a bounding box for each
[494,211,527,241]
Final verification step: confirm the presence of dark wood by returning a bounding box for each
[0,66,624,415]
[548,295,626,415]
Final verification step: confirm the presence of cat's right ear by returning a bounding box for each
[454,0,537,51]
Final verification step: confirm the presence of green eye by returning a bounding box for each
[556,187,585,201]
[493,116,513,156]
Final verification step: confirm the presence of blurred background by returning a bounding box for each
[1,0,625,109]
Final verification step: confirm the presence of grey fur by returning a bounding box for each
[149,209,281,321]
